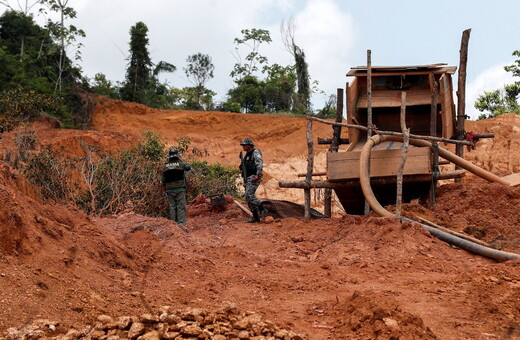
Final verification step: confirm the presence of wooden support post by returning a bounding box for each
[456,29,471,180]
[324,88,345,217]
[396,92,409,219]
[430,142,440,205]
[365,50,372,215]
[304,120,314,220]
[429,74,438,136]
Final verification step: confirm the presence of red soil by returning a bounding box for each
[0,98,519,339]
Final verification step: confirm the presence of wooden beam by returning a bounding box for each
[318,137,350,145]
[297,172,327,177]
[279,170,466,189]
[308,117,474,146]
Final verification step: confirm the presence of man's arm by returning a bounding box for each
[253,149,263,181]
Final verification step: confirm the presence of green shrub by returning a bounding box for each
[186,160,241,201]
[0,86,67,132]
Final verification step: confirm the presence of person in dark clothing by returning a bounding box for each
[162,147,191,225]
[239,138,267,223]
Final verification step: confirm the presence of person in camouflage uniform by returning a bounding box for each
[239,138,267,223]
[162,147,191,225]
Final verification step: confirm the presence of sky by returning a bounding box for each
[3,0,519,119]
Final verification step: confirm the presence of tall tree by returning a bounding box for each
[230,28,271,80]
[40,0,85,92]
[475,50,520,119]
[120,21,152,104]
[183,52,215,109]
[281,18,311,112]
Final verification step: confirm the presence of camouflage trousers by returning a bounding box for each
[244,175,262,213]
[167,190,187,225]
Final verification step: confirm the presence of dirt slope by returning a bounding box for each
[0,98,519,339]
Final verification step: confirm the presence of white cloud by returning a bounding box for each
[466,62,515,119]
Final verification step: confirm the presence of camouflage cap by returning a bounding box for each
[240,138,254,146]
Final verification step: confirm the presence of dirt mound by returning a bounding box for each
[466,113,520,174]
[333,290,436,339]
[0,161,145,331]
[432,178,520,252]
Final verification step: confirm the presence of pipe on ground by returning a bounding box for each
[359,135,520,262]
[401,218,519,262]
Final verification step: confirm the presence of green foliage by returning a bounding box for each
[90,73,120,99]
[186,160,241,201]
[231,28,272,80]
[0,86,67,132]
[24,147,73,201]
[0,10,78,94]
[227,75,266,113]
[170,86,216,111]
[264,64,296,112]
[293,45,311,111]
[183,53,215,110]
[220,100,241,113]
[475,50,520,119]
[120,22,176,109]
[120,21,152,104]
[316,94,337,119]
[184,53,215,88]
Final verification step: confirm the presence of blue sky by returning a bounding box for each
[3,0,518,119]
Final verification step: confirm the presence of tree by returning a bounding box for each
[120,22,176,108]
[475,50,520,119]
[40,0,85,92]
[230,28,271,80]
[120,21,152,104]
[0,9,80,94]
[227,75,266,113]
[281,19,311,112]
[91,72,120,99]
[263,63,296,112]
[183,52,215,109]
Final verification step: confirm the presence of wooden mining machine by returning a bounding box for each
[280,63,519,217]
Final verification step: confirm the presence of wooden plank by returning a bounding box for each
[350,63,448,70]
[357,89,432,108]
[327,147,431,181]
[439,74,455,139]
[346,66,457,77]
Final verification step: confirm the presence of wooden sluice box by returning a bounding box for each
[330,63,460,215]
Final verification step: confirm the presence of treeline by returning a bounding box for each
[0,2,338,133]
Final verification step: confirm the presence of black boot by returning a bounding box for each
[258,204,268,219]
[247,209,260,223]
